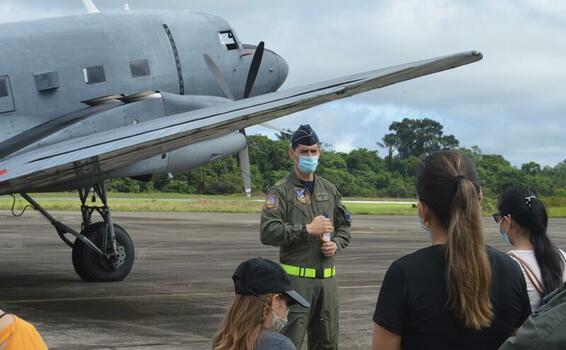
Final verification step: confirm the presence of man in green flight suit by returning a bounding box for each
[260,124,352,350]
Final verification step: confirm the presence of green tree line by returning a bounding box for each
[108,118,566,198]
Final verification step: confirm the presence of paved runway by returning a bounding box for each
[1,211,565,349]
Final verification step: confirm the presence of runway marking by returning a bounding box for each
[1,285,382,304]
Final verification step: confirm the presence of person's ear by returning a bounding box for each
[271,294,286,312]
[288,148,296,162]
[418,201,430,224]
[502,214,512,233]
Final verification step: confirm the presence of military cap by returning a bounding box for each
[291,124,319,148]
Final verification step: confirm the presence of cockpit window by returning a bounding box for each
[218,30,239,50]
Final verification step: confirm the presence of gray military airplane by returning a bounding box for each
[0,2,482,282]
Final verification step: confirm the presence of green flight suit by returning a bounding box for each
[260,170,352,350]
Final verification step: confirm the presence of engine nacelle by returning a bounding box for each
[110,132,247,180]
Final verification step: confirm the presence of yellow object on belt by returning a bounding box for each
[281,263,336,279]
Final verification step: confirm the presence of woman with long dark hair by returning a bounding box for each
[372,150,531,350]
[495,187,566,309]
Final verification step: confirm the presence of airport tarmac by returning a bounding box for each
[1,211,565,349]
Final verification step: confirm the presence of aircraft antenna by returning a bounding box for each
[124,3,131,11]
[82,0,100,13]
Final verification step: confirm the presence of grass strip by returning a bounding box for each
[1,194,564,217]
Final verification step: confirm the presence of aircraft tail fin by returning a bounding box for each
[82,0,100,13]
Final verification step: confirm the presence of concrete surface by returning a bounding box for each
[0,211,564,349]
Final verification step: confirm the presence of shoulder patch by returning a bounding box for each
[263,194,279,210]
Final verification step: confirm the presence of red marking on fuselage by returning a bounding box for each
[0,169,7,176]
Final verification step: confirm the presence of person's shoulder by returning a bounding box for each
[268,176,291,194]
[316,175,337,192]
[487,245,515,263]
[390,245,444,271]
[487,245,525,275]
[401,244,444,261]
[0,313,15,332]
[257,330,296,350]
[274,175,290,187]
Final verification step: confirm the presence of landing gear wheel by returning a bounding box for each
[72,222,135,282]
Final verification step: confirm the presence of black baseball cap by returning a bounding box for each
[232,257,310,308]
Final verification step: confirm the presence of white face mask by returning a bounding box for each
[270,299,289,332]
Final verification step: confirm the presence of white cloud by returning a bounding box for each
[0,3,70,23]
[2,0,565,166]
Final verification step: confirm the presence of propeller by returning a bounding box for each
[237,129,252,198]
[202,42,265,197]
[203,54,235,100]
[243,41,264,99]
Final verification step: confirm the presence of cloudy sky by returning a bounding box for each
[1,0,565,166]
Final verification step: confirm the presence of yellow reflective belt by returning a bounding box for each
[281,264,336,279]
[324,266,336,278]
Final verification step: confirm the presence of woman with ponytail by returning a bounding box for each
[372,150,531,350]
[495,187,566,310]
[212,257,309,350]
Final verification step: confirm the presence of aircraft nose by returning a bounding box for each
[264,48,288,91]
[276,53,289,89]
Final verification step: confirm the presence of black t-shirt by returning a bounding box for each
[373,245,531,350]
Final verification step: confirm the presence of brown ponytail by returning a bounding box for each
[416,151,493,330]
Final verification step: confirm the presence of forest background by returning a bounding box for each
[107,118,566,208]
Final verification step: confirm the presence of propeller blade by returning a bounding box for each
[203,54,235,100]
[237,144,252,198]
[243,41,265,99]
[259,122,293,135]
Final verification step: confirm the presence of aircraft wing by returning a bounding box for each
[0,51,482,194]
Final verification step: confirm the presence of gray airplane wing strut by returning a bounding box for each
[0,51,482,194]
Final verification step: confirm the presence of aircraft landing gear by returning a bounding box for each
[20,183,134,282]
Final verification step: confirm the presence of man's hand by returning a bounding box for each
[306,215,334,236]
[321,241,337,257]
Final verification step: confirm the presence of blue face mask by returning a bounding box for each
[298,155,319,174]
[500,229,511,244]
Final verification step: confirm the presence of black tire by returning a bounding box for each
[72,239,94,282]
[71,222,135,282]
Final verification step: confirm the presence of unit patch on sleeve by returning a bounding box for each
[263,194,279,210]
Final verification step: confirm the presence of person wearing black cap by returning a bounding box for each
[212,257,310,350]
[260,124,352,350]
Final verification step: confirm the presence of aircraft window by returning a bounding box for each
[34,71,60,92]
[82,65,106,84]
[130,59,151,78]
[218,31,239,50]
[0,79,7,97]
